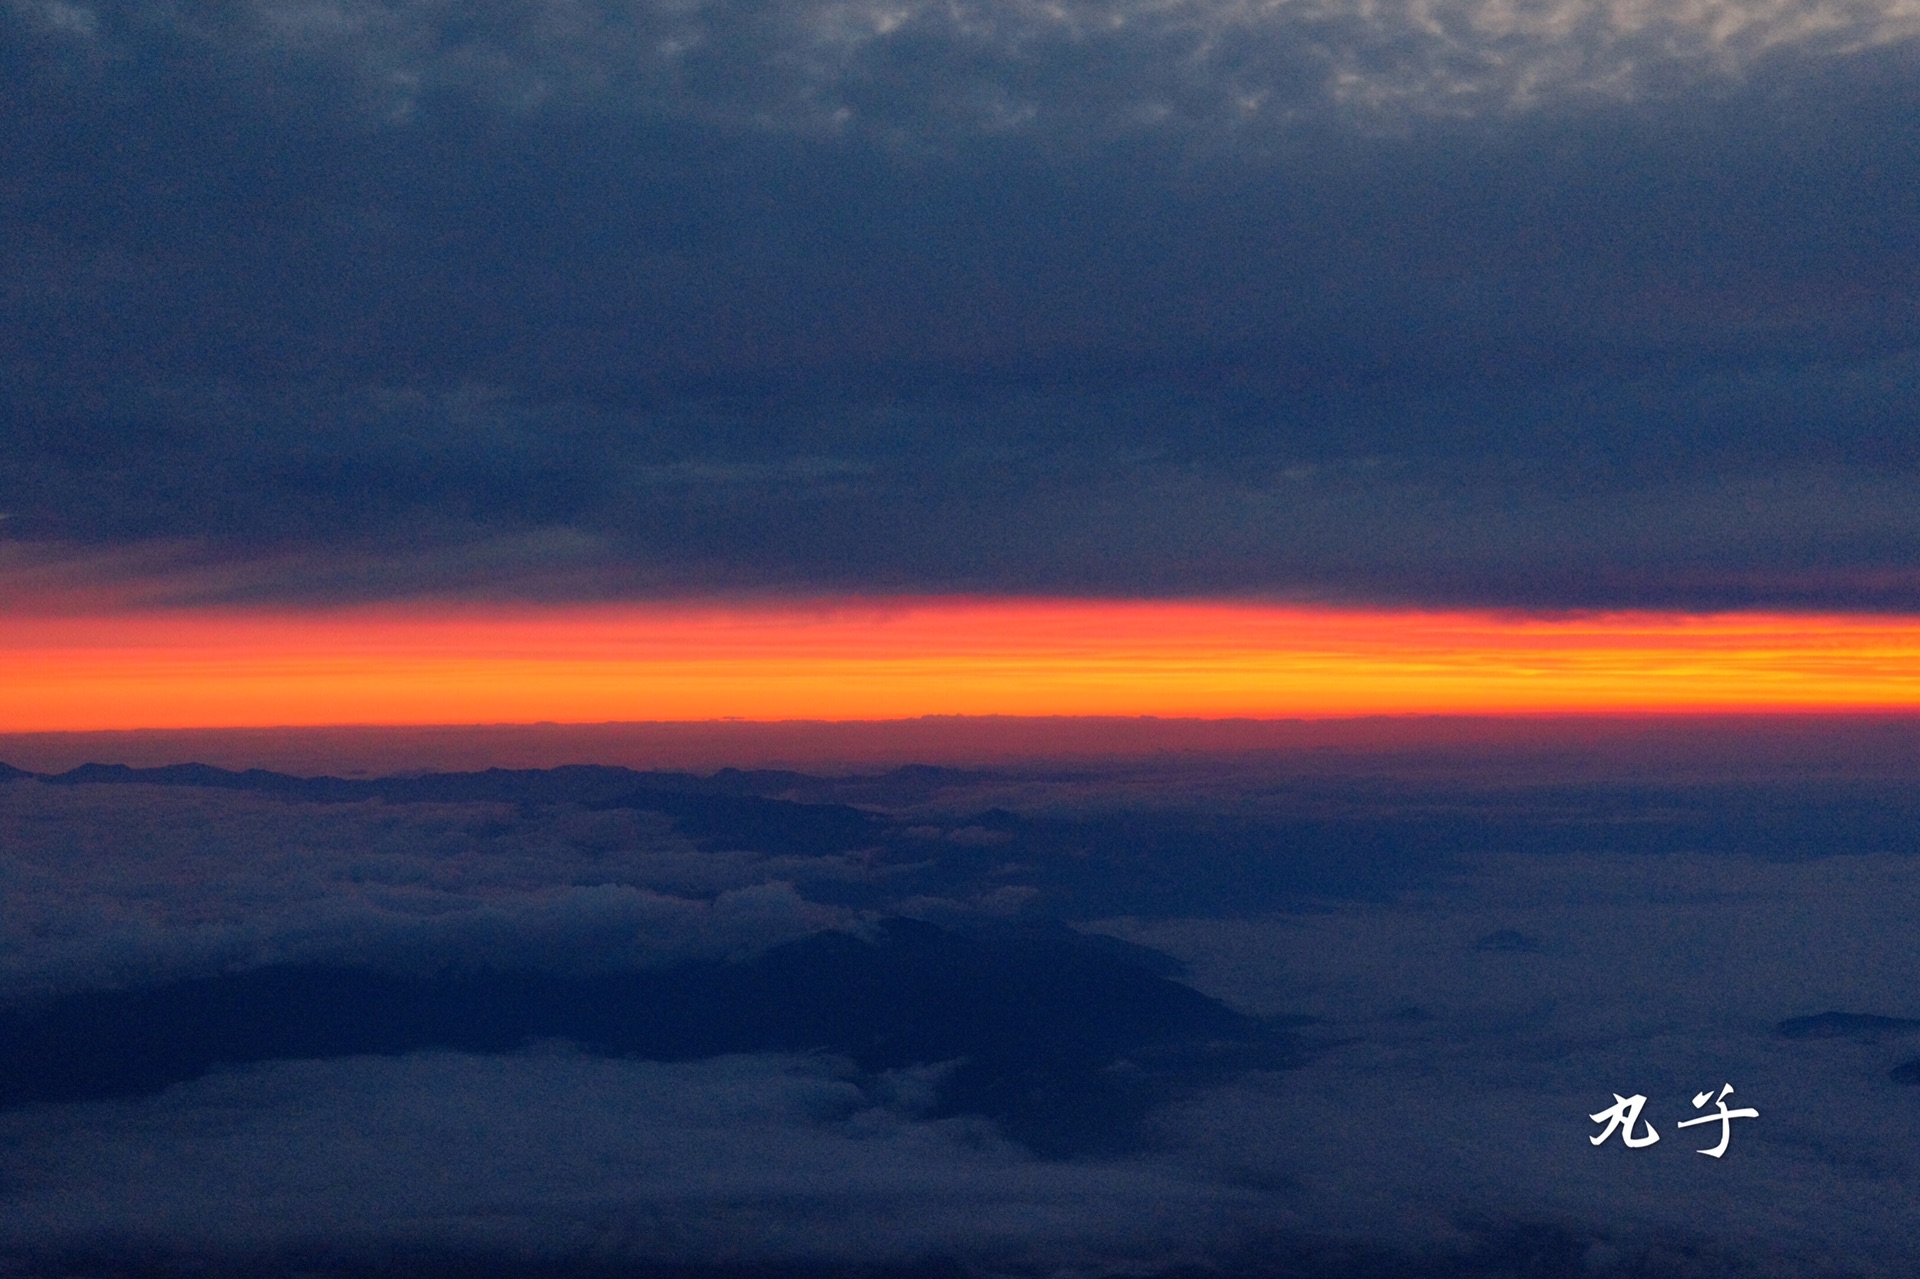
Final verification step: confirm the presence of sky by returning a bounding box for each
[10,10,1920,1257]
[5,0,1920,681]
[10,12,1920,1273]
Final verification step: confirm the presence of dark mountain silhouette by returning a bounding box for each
[22,762,888,856]
[1777,1011,1920,1040]
[0,918,1293,1155]
[34,760,693,805]
[17,759,1920,918]
[1474,929,1543,953]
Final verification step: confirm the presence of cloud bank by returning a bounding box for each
[6,758,1920,1275]
[4,0,1918,607]
[0,780,851,1001]
[15,0,1920,136]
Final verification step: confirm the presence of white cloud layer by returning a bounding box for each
[1097,848,1920,1272]
[0,1051,1255,1270]
[0,781,851,1002]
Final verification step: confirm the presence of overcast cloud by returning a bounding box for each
[3,0,1918,606]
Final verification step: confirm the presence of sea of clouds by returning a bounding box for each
[4,770,1919,1274]
[0,782,851,1002]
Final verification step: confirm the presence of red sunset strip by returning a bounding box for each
[4,600,1920,730]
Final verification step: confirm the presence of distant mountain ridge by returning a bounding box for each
[16,756,1920,914]
[2,759,895,856]
[21,758,793,803]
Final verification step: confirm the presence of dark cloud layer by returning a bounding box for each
[3,0,1919,605]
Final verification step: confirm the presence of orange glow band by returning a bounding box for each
[5,600,1920,730]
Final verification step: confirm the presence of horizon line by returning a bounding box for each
[8,600,1920,734]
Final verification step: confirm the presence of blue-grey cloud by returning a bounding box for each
[14,0,1920,135]
[7,751,1920,1275]
[0,778,856,1000]
[2,0,1918,605]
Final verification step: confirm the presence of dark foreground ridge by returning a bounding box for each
[0,918,1296,1155]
